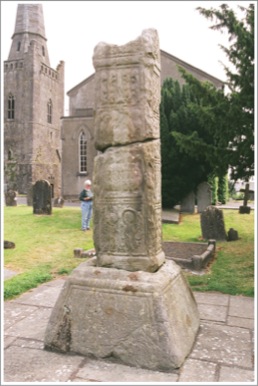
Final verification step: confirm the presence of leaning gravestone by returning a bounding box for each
[197,181,211,213]
[181,191,195,213]
[53,197,64,208]
[26,183,33,206]
[200,205,227,241]
[33,179,52,215]
[5,190,18,206]
[44,29,199,371]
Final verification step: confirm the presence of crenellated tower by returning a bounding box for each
[4,3,64,196]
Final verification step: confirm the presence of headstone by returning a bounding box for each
[53,197,64,208]
[33,179,52,215]
[239,183,251,214]
[227,228,239,241]
[197,181,211,213]
[200,205,227,241]
[44,29,199,371]
[73,248,84,258]
[181,191,195,213]
[4,240,15,249]
[26,184,33,206]
[5,190,18,206]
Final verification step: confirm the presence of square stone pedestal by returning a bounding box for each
[44,259,200,371]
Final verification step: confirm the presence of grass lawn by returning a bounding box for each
[3,205,254,299]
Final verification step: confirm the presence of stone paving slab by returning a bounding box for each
[189,322,253,369]
[76,358,179,382]
[178,358,217,382]
[4,346,84,383]
[4,303,38,330]
[228,315,254,330]
[229,295,254,319]
[5,307,52,340]
[219,365,255,382]
[3,279,255,383]
[198,303,228,322]
[194,291,230,306]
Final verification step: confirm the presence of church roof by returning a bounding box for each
[67,49,224,96]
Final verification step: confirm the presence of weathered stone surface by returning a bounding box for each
[227,227,239,241]
[197,181,211,213]
[93,29,160,151]
[180,191,195,213]
[200,206,227,241]
[4,346,83,383]
[179,358,217,382]
[4,240,15,249]
[44,29,200,372]
[93,140,164,272]
[44,259,200,371]
[239,205,251,214]
[190,322,253,369]
[53,197,64,207]
[5,190,18,206]
[33,179,52,215]
[26,183,33,206]
[92,29,164,272]
[76,357,179,382]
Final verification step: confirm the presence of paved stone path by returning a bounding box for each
[3,277,254,383]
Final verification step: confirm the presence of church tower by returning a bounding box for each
[4,4,64,196]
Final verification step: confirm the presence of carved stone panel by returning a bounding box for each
[93,29,161,150]
[93,140,165,272]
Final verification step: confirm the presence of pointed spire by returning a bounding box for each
[8,4,50,65]
[13,4,46,39]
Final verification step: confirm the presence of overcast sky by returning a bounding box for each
[1,0,255,113]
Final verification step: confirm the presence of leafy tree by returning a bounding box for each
[171,68,230,179]
[160,78,217,207]
[208,174,218,205]
[197,3,254,181]
[218,174,229,204]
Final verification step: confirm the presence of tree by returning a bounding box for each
[197,3,254,181]
[160,78,218,207]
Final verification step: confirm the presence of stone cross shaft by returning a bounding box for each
[92,29,165,272]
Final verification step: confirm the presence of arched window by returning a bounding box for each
[8,94,15,119]
[47,99,52,123]
[17,41,21,51]
[8,149,13,160]
[79,132,87,173]
[42,46,45,56]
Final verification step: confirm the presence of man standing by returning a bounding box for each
[79,180,93,230]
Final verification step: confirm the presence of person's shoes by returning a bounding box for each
[86,227,90,230]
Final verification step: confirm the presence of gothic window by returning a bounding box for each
[79,132,87,173]
[42,46,45,56]
[8,149,13,160]
[17,41,21,51]
[47,99,52,123]
[8,94,15,119]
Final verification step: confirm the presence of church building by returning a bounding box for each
[4,4,64,196]
[4,3,224,200]
[61,50,223,199]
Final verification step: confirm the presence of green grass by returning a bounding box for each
[4,205,254,299]
[4,205,94,299]
[163,210,255,297]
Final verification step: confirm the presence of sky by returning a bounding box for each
[1,0,255,113]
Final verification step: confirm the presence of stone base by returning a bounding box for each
[239,206,251,214]
[44,259,200,371]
